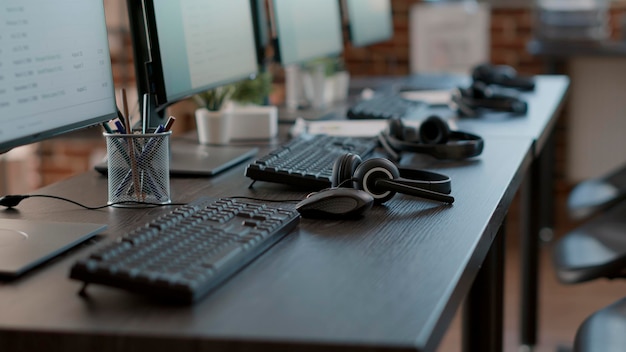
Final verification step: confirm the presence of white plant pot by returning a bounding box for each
[333,71,350,103]
[195,107,232,145]
[302,64,328,109]
[229,104,278,141]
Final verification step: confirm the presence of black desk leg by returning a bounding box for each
[539,132,557,243]
[462,223,505,352]
[520,166,539,350]
[521,131,556,350]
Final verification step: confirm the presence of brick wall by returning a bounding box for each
[38,134,107,186]
[344,2,626,76]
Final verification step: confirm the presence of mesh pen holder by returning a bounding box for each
[105,131,172,206]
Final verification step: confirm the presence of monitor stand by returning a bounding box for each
[0,219,106,278]
[95,139,258,177]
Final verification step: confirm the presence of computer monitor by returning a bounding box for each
[0,1,117,153]
[128,0,259,125]
[250,0,271,67]
[342,0,394,47]
[0,0,116,278]
[269,0,344,66]
[122,0,260,176]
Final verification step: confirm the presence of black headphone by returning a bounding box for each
[331,153,454,204]
[452,81,528,117]
[379,115,484,160]
[472,63,536,91]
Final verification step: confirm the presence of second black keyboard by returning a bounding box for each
[245,134,378,189]
[70,197,300,304]
[347,94,427,120]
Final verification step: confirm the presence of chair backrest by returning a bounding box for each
[553,200,626,284]
[567,162,626,221]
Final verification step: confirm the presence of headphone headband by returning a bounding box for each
[396,167,451,194]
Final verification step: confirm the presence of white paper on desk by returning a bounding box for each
[302,119,446,138]
[306,120,389,137]
[400,90,453,105]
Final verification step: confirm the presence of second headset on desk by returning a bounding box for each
[296,118,468,218]
[378,115,484,161]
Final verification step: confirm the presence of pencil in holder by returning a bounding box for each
[105,131,172,206]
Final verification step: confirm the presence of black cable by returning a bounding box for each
[229,196,301,204]
[237,179,358,204]
[0,193,312,210]
[0,194,186,210]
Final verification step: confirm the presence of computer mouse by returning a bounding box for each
[295,188,374,219]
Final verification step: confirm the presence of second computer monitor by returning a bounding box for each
[344,0,393,47]
[270,0,344,66]
[146,0,259,109]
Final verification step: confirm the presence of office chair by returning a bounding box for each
[567,162,626,221]
[573,295,626,352]
[553,200,626,285]
[552,194,626,352]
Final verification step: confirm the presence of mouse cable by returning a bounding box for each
[0,194,186,210]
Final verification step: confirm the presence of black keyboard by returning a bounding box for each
[245,134,378,189]
[69,197,300,304]
[347,94,427,120]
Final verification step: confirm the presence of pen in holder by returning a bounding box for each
[105,130,172,206]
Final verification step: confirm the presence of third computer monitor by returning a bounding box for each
[344,0,393,47]
[270,0,344,66]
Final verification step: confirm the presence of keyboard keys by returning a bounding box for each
[245,134,377,189]
[347,94,427,120]
[69,197,300,304]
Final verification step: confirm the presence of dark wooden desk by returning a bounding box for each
[0,135,532,352]
[455,75,571,349]
[353,74,570,349]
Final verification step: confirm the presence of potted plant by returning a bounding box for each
[230,71,273,106]
[193,85,236,145]
[228,72,278,141]
[193,72,274,144]
[301,57,350,109]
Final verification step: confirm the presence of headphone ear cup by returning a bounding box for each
[353,158,400,204]
[331,153,362,188]
[388,118,405,140]
[419,115,450,144]
[389,118,419,142]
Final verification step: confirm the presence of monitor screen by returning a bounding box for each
[270,0,344,66]
[344,0,393,47]
[142,0,259,109]
[0,0,117,153]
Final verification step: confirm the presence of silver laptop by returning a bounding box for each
[0,219,106,278]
